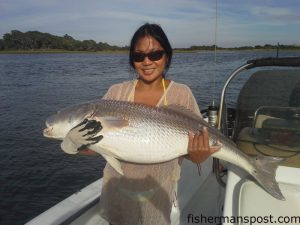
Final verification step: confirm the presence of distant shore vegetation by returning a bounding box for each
[0,30,126,52]
[1,30,300,53]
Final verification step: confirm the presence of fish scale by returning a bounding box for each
[43,99,285,200]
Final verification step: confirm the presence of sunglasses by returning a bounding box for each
[132,50,165,62]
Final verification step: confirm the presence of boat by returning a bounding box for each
[26,57,300,225]
[220,57,300,225]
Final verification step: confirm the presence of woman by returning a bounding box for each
[98,23,220,225]
[66,23,220,225]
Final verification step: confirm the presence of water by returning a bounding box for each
[0,50,299,225]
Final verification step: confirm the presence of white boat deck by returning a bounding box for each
[177,173,225,225]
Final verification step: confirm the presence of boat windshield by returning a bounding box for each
[234,69,300,167]
[253,106,300,148]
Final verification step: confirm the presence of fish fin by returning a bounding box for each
[161,104,202,121]
[91,145,124,175]
[101,154,124,175]
[251,154,285,200]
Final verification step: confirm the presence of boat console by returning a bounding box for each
[218,59,300,225]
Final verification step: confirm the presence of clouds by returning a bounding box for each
[0,0,299,47]
[249,5,300,25]
[212,0,300,46]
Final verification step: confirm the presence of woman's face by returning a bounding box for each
[133,35,168,83]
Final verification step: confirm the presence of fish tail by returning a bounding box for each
[250,154,285,200]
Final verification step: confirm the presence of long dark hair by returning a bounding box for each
[129,23,173,74]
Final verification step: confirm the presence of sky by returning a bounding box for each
[0,0,300,48]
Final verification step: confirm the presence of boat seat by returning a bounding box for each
[236,106,300,168]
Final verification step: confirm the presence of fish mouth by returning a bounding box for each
[43,126,53,138]
[43,117,55,137]
[43,114,57,138]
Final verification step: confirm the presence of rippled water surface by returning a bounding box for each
[0,50,299,224]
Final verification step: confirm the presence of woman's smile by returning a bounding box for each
[142,68,155,75]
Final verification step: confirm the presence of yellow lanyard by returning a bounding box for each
[162,78,168,106]
[127,78,168,106]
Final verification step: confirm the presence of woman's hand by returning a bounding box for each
[61,119,103,155]
[187,127,221,164]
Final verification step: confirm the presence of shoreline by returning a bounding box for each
[0,49,129,54]
[1,48,300,54]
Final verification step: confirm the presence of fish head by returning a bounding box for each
[43,102,96,140]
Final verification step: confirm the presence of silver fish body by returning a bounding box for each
[43,99,284,200]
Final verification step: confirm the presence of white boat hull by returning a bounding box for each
[223,166,300,225]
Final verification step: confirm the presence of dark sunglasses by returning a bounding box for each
[132,50,165,62]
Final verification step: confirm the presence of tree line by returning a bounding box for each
[176,44,300,51]
[1,30,299,52]
[0,30,127,51]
